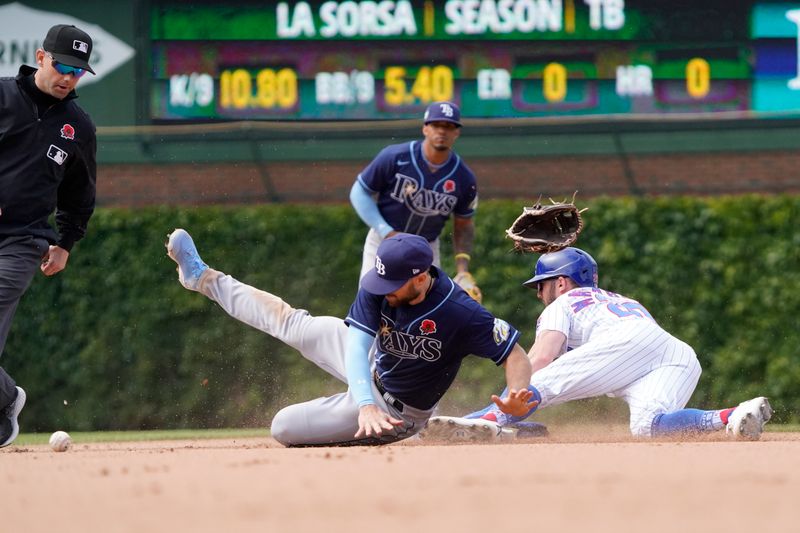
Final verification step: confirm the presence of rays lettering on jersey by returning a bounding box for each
[390,174,458,216]
[379,318,443,361]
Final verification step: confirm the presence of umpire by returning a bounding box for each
[0,24,97,447]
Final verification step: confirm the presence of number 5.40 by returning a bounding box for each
[384,65,453,106]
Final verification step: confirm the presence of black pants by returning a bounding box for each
[0,235,48,409]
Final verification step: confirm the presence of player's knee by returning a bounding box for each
[270,407,297,446]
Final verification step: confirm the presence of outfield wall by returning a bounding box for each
[96,118,800,206]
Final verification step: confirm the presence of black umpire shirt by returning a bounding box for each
[0,65,96,251]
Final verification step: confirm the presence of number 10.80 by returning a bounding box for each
[219,68,298,110]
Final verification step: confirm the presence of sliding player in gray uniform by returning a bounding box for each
[166,229,534,446]
[350,101,479,293]
[428,247,772,441]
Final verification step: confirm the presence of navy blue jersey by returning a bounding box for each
[357,141,477,242]
[344,267,519,410]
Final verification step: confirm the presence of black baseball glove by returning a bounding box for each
[506,195,586,253]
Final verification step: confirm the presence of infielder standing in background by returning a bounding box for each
[426,247,772,441]
[166,229,535,446]
[350,101,482,301]
[0,24,97,448]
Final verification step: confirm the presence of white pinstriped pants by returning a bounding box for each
[532,322,702,437]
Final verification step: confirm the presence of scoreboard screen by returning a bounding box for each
[149,1,800,121]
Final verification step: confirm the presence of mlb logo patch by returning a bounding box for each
[73,40,89,53]
[47,144,68,166]
[60,124,75,140]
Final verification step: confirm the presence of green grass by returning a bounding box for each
[15,427,269,446]
[764,424,800,433]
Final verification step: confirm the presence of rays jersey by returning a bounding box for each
[356,141,477,242]
[345,267,519,410]
[537,287,658,349]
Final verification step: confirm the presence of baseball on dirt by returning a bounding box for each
[49,430,72,452]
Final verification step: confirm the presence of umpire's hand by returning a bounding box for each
[41,245,69,276]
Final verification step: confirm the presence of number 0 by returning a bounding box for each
[430,66,453,102]
[543,63,567,103]
[686,58,710,99]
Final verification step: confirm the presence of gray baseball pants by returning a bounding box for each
[195,269,434,446]
[0,235,49,409]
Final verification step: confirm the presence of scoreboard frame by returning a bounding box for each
[149,0,800,122]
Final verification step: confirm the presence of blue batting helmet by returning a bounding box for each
[523,247,598,289]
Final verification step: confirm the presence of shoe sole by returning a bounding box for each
[165,229,187,263]
[733,398,772,441]
[420,416,509,443]
[0,387,26,448]
[165,229,205,290]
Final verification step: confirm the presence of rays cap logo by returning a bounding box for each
[43,24,95,75]
[423,101,462,127]
[360,233,433,295]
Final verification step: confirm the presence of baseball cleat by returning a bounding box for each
[0,386,26,448]
[508,421,549,438]
[726,397,772,440]
[166,228,208,291]
[419,416,515,443]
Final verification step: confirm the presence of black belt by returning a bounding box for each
[374,371,404,413]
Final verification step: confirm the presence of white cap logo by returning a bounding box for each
[375,256,386,276]
[73,40,88,53]
[439,103,454,117]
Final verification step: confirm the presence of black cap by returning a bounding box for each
[42,24,95,75]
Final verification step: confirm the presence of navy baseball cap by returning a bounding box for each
[361,234,433,295]
[423,101,462,127]
[43,24,95,74]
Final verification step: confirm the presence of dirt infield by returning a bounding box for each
[4,430,799,533]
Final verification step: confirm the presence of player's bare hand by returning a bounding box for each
[491,388,538,417]
[40,245,69,276]
[355,404,404,439]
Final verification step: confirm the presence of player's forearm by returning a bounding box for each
[503,343,533,391]
[349,181,393,238]
[452,217,474,272]
[344,327,376,406]
[528,330,567,373]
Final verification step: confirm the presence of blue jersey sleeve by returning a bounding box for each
[345,288,383,336]
[452,164,478,218]
[357,145,398,194]
[463,306,521,366]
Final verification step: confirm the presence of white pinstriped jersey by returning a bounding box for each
[531,286,701,436]
[537,287,656,348]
